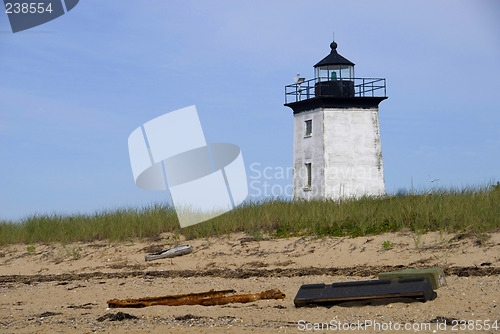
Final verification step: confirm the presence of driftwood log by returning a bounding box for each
[108,289,285,308]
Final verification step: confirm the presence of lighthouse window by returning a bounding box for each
[305,120,312,137]
[305,163,312,189]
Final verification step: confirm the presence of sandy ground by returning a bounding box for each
[0,230,499,333]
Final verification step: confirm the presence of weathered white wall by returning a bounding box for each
[293,109,324,199]
[323,108,385,199]
[293,107,385,200]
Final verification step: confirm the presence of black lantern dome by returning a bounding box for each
[314,41,355,81]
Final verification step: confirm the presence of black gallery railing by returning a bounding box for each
[285,77,386,104]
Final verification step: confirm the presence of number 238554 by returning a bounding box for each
[5,2,54,14]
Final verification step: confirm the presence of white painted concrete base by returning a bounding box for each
[293,107,385,200]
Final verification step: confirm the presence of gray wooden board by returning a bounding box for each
[145,245,193,261]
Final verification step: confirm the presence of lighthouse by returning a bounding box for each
[285,40,387,200]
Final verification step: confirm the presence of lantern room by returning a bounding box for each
[314,41,355,81]
[284,39,386,105]
[314,41,355,98]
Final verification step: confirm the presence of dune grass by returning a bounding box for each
[1,185,499,245]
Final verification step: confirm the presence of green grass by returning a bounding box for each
[382,240,394,250]
[1,185,499,245]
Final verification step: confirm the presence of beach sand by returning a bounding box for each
[1,230,499,333]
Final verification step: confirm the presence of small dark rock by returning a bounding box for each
[141,244,164,254]
[38,311,61,318]
[429,316,457,325]
[450,233,469,242]
[175,314,205,321]
[239,237,257,244]
[97,312,138,322]
[67,284,86,291]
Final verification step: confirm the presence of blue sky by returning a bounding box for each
[1,0,499,222]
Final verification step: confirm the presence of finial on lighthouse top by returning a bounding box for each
[331,31,336,50]
[330,41,338,51]
[314,40,354,68]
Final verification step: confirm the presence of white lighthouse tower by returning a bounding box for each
[285,40,387,200]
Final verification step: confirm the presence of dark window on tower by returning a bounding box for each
[305,120,312,137]
[305,163,312,189]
